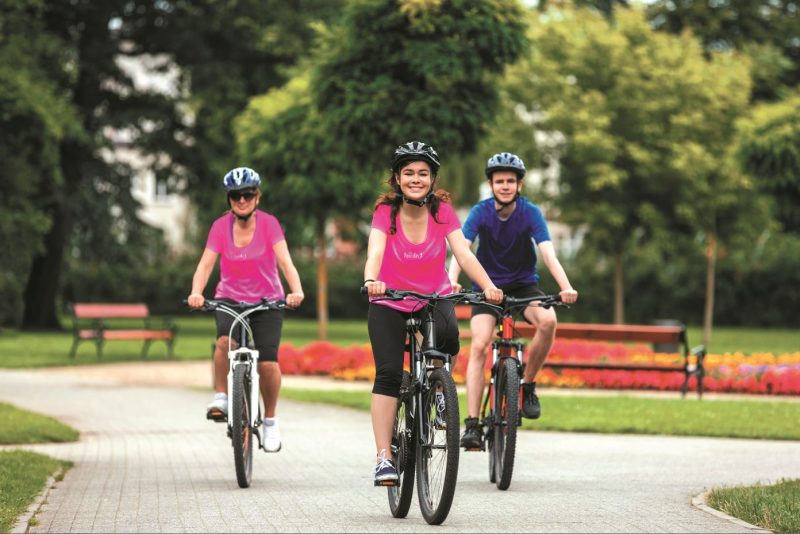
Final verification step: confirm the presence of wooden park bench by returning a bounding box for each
[455,305,706,397]
[68,303,176,359]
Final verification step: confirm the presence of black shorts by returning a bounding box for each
[471,282,545,322]
[215,300,283,363]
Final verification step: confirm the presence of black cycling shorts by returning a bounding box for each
[214,300,283,363]
[471,282,545,322]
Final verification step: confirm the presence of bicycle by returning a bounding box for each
[477,293,566,491]
[363,287,486,525]
[186,297,286,488]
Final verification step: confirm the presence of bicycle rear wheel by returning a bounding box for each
[416,367,460,525]
[388,371,415,518]
[231,364,254,488]
[492,358,519,490]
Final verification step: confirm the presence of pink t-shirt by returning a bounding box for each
[371,202,461,312]
[205,210,285,302]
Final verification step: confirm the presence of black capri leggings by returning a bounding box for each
[368,301,460,398]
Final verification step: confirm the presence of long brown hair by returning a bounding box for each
[374,172,452,235]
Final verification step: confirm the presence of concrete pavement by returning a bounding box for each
[1,363,798,532]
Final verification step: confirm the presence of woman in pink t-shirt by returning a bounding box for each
[187,167,304,453]
[363,141,503,484]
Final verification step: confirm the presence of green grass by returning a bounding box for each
[0,450,71,532]
[0,316,796,368]
[0,403,79,445]
[282,388,800,440]
[707,479,800,533]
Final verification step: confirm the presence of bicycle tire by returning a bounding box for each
[486,383,497,484]
[493,358,519,490]
[388,371,415,518]
[416,367,460,525]
[231,364,254,488]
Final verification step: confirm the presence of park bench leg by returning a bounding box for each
[140,340,152,359]
[95,338,104,359]
[167,339,175,359]
[69,338,79,359]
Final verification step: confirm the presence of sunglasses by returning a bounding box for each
[228,191,257,201]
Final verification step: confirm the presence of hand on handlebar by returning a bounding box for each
[450,280,462,293]
[286,292,304,309]
[187,293,205,309]
[364,280,386,297]
[559,288,578,304]
[483,286,503,305]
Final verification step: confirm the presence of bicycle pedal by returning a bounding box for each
[375,479,399,487]
[464,446,483,452]
[206,410,227,422]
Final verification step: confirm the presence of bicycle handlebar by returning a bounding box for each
[359,286,487,305]
[504,294,565,310]
[183,298,287,312]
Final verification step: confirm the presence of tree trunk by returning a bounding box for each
[613,252,625,324]
[21,140,82,330]
[316,220,329,340]
[702,232,717,348]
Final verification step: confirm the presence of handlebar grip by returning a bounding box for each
[360,286,368,295]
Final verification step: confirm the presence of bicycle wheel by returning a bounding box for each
[485,383,497,484]
[492,358,519,490]
[388,371,415,518]
[416,367,460,525]
[231,364,254,488]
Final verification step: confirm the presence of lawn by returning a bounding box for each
[0,316,796,368]
[281,388,800,440]
[0,403,79,445]
[0,450,71,533]
[707,478,800,533]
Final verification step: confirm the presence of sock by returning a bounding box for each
[263,417,277,426]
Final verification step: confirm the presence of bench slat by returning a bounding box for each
[544,361,685,372]
[73,303,150,319]
[103,330,175,340]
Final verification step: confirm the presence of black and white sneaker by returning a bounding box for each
[434,391,447,429]
[521,382,541,419]
[374,449,399,486]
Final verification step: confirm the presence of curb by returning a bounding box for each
[692,490,772,533]
[11,469,62,534]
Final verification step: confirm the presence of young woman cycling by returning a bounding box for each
[363,141,503,484]
[187,167,304,453]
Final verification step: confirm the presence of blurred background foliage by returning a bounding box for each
[1,0,798,337]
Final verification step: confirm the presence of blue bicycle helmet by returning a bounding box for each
[485,152,526,179]
[223,167,261,191]
[392,141,441,175]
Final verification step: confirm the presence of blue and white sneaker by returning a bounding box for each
[374,449,398,486]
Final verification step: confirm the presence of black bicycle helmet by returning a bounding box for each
[223,167,261,191]
[485,152,526,179]
[392,141,441,175]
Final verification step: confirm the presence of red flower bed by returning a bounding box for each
[277,339,800,396]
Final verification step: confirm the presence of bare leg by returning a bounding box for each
[521,305,557,383]
[259,361,281,418]
[466,314,497,418]
[371,393,397,457]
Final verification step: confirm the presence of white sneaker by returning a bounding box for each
[262,418,282,452]
[206,393,227,420]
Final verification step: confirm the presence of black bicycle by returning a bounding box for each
[186,298,286,488]
[364,288,485,525]
[480,294,565,490]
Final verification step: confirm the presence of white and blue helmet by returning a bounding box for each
[485,152,526,179]
[223,167,261,191]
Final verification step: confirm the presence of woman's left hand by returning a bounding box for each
[286,292,304,308]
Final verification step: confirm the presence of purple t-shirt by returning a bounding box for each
[462,197,551,287]
[205,210,285,302]
[371,202,461,313]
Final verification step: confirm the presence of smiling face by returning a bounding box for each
[490,171,521,205]
[228,187,260,216]
[396,160,433,201]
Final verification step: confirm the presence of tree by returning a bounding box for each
[737,91,800,233]
[238,0,529,338]
[506,5,752,329]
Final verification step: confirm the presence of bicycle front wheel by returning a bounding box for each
[388,371,415,518]
[416,367,460,525]
[231,364,254,488]
[492,358,519,490]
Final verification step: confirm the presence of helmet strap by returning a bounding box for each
[234,209,255,222]
[402,192,434,207]
[494,192,520,213]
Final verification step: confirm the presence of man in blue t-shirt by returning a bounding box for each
[448,152,578,450]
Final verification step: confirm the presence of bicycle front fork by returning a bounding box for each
[227,348,261,429]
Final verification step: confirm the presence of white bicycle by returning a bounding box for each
[189,297,286,488]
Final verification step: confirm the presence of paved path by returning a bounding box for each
[2,363,798,533]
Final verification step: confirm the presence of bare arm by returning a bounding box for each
[447,238,472,292]
[364,228,387,296]
[188,248,219,308]
[537,241,578,304]
[274,239,304,308]
[447,229,502,303]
